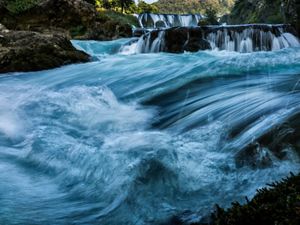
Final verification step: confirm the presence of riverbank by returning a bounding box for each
[0,0,137,73]
[0,0,137,40]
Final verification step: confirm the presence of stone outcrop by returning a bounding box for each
[0,28,90,73]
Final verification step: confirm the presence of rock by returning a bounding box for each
[184,38,211,52]
[0,23,9,33]
[163,27,190,53]
[0,30,90,73]
[155,20,167,28]
[133,28,149,37]
[138,27,211,53]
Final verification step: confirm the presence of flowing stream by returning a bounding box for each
[0,38,300,225]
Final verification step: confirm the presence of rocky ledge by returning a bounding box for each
[0,26,89,73]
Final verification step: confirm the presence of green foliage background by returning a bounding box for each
[4,0,41,13]
[153,0,235,15]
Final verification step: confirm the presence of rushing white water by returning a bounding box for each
[138,13,202,28]
[132,25,300,53]
[0,39,300,224]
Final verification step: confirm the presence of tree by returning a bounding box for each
[137,0,159,13]
[117,0,134,13]
[96,0,134,13]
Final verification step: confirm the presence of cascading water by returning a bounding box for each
[132,25,300,53]
[0,36,300,224]
[138,13,202,28]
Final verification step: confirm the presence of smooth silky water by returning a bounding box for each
[0,38,300,224]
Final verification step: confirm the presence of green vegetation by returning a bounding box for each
[95,0,236,18]
[153,0,235,16]
[97,9,139,27]
[4,0,41,13]
[134,0,159,13]
[96,0,135,13]
[69,25,87,37]
[229,0,295,24]
[210,173,300,225]
[95,0,159,14]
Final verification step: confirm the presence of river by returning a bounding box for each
[0,38,300,224]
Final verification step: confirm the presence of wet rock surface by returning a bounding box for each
[0,29,90,73]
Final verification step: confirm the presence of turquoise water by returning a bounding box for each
[0,39,300,224]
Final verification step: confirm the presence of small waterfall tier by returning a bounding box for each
[133,24,300,53]
[138,13,202,29]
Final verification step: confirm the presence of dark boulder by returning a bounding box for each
[163,27,190,53]
[184,38,211,52]
[145,27,211,53]
[0,29,90,73]
[133,28,149,37]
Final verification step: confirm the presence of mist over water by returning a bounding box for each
[0,39,300,224]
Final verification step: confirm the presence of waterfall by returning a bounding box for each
[132,25,300,54]
[138,13,202,29]
[135,30,165,53]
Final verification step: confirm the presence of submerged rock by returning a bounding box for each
[0,30,89,73]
